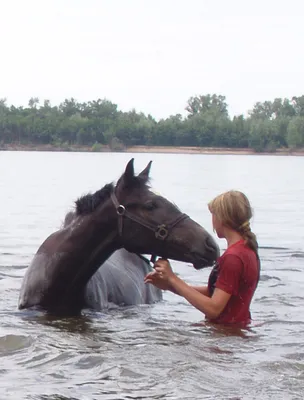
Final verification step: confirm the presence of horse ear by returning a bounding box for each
[138,161,152,182]
[123,158,135,184]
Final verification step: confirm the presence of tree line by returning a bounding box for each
[0,94,304,151]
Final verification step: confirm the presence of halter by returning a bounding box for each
[110,191,189,264]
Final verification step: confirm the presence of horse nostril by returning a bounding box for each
[206,237,219,256]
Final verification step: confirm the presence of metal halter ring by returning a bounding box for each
[116,205,126,216]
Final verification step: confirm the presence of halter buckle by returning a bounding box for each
[155,224,168,240]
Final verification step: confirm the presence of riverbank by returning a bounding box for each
[0,143,303,156]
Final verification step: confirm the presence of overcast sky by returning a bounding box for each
[1,0,303,119]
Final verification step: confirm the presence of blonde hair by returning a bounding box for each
[208,190,259,254]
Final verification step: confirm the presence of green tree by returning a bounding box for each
[286,117,304,148]
[292,96,304,117]
[186,94,228,117]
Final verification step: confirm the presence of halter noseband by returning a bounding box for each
[110,191,188,263]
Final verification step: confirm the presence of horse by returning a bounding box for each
[18,158,219,315]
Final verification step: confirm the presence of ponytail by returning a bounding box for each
[238,225,260,287]
[238,225,258,255]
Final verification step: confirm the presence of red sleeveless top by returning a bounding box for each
[207,240,259,325]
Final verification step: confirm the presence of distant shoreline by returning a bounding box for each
[1,143,303,156]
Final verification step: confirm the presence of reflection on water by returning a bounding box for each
[0,151,304,399]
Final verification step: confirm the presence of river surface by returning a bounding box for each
[0,151,303,400]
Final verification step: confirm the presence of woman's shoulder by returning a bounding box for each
[222,240,255,260]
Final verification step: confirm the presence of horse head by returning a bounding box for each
[110,158,219,269]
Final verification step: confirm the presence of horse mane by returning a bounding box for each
[75,183,114,215]
[75,173,151,216]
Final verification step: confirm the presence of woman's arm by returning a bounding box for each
[168,274,231,319]
[150,259,231,319]
[166,284,210,296]
[144,272,210,297]
[192,286,210,297]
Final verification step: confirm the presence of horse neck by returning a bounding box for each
[65,200,121,292]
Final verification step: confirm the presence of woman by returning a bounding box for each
[144,190,260,326]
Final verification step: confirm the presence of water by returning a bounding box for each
[0,151,304,400]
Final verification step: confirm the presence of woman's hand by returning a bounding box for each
[153,258,175,282]
[144,258,175,290]
[144,270,171,290]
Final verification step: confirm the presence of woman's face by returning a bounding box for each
[212,213,225,238]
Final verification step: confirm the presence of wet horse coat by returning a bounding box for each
[85,249,162,310]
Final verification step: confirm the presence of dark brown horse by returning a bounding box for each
[18,159,219,315]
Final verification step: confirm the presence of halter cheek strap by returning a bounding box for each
[110,191,188,262]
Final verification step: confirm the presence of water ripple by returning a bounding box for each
[0,334,34,356]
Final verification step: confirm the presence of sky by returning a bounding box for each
[0,0,303,120]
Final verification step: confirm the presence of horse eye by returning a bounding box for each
[144,200,157,210]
